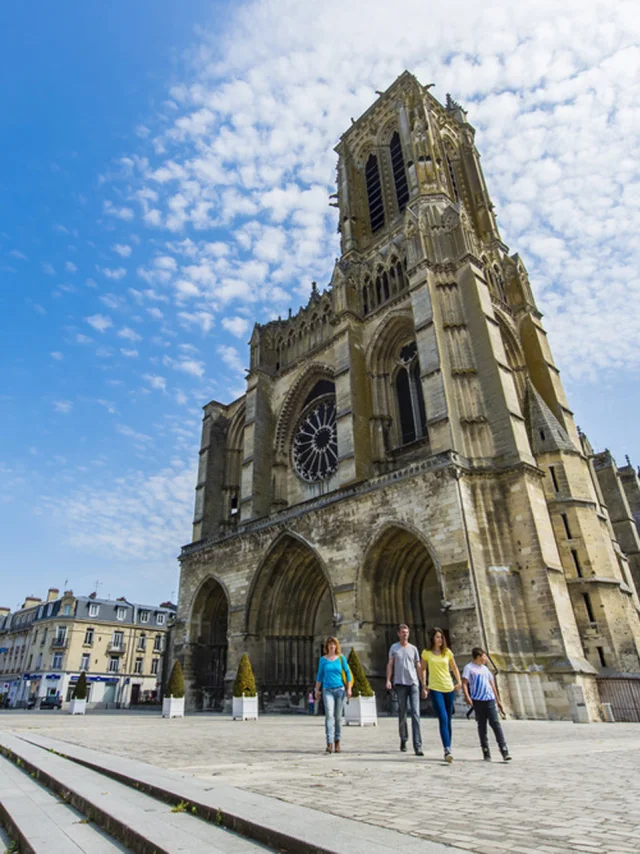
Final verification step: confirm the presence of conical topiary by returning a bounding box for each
[347,648,374,697]
[166,660,185,698]
[73,671,88,700]
[233,653,257,697]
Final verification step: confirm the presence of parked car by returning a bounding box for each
[27,695,62,710]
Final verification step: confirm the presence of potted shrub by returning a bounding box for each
[345,648,377,726]
[70,672,88,715]
[232,654,258,720]
[162,660,185,718]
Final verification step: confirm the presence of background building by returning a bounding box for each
[175,71,640,720]
[0,589,175,709]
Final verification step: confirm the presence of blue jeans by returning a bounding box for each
[395,684,422,751]
[430,689,455,749]
[323,687,345,745]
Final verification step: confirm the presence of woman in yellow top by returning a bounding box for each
[421,627,461,763]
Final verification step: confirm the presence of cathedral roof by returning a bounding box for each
[524,380,576,455]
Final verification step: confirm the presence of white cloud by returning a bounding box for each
[113,244,132,257]
[117,326,142,342]
[217,344,245,375]
[116,423,153,443]
[65,261,78,273]
[53,400,73,414]
[103,200,134,220]
[120,347,139,358]
[98,266,127,280]
[41,262,56,276]
[222,316,250,338]
[50,351,64,360]
[86,314,113,333]
[144,374,168,392]
[76,333,93,344]
[9,249,27,260]
[147,307,164,321]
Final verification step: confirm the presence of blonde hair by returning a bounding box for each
[324,636,341,655]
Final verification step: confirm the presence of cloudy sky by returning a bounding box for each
[1,0,639,612]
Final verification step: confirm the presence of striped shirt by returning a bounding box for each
[462,662,495,701]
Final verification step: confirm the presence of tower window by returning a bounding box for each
[446,154,460,202]
[365,154,385,233]
[390,132,409,212]
[583,593,595,622]
[572,549,583,577]
[561,513,572,539]
[395,342,427,445]
[596,646,607,667]
[549,465,560,492]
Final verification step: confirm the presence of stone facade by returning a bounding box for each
[175,72,640,720]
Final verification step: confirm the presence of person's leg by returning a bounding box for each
[444,690,455,745]
[430,691,451,749]
[486,700,510,756]
[323,689,335,747]
[408,683,423,753]
[474,700,490,750]
[396,686,409,747]
[334,688,345,748]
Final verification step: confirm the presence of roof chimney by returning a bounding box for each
[23,596,42,609]
[47,588,60,602]
[0,607,10,617]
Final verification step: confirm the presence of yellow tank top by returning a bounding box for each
[421,648,454,692]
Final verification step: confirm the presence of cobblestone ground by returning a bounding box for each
[1,711,639,853]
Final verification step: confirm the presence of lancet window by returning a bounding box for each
[365,153,385,233]
[390,132,409,212]
[446,154,460,203]
[395,341,427,445]
[361,257,408,315]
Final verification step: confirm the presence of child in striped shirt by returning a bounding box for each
[462,647,512,762]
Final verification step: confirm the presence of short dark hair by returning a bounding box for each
[471,646,485,659]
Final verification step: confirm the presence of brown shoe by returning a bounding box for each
[325,743,333,753]
[334,740,341,753]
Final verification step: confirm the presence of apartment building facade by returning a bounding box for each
[0,588,176,709]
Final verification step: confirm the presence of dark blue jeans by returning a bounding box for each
[430,689,455,749]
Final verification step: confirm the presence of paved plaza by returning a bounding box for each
[1,711,639,854]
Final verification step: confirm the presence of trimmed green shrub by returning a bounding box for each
[166,660,185,698]
[347,648,374,698]
[72,671,88,700]
[233,654,257,697]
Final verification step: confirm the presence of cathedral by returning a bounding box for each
[175,71,640,720]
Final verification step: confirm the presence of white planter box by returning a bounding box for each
[69,698,87,715]
[345,695,378,726]
[162,696,185,718]
[233,695,258,720]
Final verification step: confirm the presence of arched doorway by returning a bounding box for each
[189,578,229,711]
[247,534,333,708]
[360,526,446,683]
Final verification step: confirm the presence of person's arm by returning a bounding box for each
[343,656,353,698]
[420,652,429,698]
[314,658,324,700]
[490,674,504,712]
[461,676,473,706]
[385,655,394,691]
[450,653,462,691]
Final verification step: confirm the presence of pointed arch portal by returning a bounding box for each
[189,577,229,711]
[361,526,446,671]
[247,534,333,698]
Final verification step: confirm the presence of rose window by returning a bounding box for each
[292,395,338,482]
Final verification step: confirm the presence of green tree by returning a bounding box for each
[347,648,374,697]
[233,654,257,697]
[72,671,88,700]
[166,660,185,698]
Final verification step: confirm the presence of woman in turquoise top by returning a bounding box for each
[315,636,353,753]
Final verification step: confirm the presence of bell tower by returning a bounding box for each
[177,72,640,718]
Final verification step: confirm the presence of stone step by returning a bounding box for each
[0,753,127,853]
[13,730,466,854]
[0,731,271,853]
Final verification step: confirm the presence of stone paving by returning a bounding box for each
[1,710,639,854]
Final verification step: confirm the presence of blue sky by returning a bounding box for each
[1,0,639,612]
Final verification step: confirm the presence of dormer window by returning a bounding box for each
[365,154,385,233]
[390,132,409,212]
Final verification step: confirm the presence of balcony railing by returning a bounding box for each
[50,637,68,649]
[107,642,127,654]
